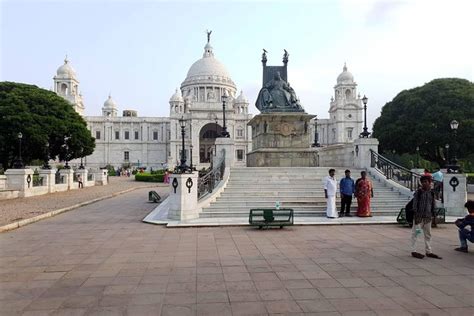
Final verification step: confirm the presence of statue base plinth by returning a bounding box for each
[247,113,316,167]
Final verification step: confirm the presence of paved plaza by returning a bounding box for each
[0,187,473,316]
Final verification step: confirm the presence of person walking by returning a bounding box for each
[410,175,442,259]
[77,174,83,189]
[323,169,338,219]
[355,171,373,217]
[454,200,474,253]
[432,168,443,200]
[339,169,354,217]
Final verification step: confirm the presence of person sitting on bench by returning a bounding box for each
[454,200,474,253]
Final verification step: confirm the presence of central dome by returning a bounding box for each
[181,41,236,90]
[186,57,231,80]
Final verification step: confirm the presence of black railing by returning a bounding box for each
[32,175,44,187]
[370,149,443,200]
[198,156,225,200]
[55,171,65,184]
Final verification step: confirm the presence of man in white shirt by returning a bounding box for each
[323,168,338,218]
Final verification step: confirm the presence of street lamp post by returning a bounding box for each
[190,144,193,170]
[13,132,23,169]
[416,146,420,169]
[177,116,189,173]
[220,91,230,138]
[79,147,85,169]
[64,136,70,169]
[42,141,51,169]
[312,116,320,147]
[444,144,450,167]
[449,119,460,172]
[359,95,371,138]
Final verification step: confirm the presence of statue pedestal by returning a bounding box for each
[247,113,316,167]
[168,173,200,221]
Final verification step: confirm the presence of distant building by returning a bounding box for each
[53,36,252,170]
[54,37,362,169]
[316,63,364,145]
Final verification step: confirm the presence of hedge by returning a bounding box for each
[135,173,164,182]
[467,174,474,185]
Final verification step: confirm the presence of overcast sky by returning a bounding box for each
[1,0,472,129]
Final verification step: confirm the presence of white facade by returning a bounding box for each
[54,36,252,170]
[53,57,85,115]
[314,63,364,146]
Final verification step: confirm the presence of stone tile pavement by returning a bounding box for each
[0,187,473,316]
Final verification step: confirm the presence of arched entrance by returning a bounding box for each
[199,123,222,163]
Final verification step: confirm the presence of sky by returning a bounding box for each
[1,0,473,129]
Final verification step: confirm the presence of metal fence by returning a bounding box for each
[55,172,65,184]
[32,175,44,187]
[370,149,443,200]
[198,157,225,200]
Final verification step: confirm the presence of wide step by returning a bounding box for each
[200,167,410,219]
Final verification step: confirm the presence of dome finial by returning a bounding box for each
[64,54,69,64]
[343,62,347,71]
[206,29,212,43]
[203,31,214,58]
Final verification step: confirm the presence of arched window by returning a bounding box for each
[345,89,351,99]
[60,83,68,94]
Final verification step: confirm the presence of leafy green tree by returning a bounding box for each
[373,78,474,167]
[0,82,95,168]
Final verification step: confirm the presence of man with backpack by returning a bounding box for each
[410,175,442,259]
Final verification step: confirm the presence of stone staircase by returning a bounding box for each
[199,167,411,218]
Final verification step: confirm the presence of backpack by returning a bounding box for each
[405,198,414,225]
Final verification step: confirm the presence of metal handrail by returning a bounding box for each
[198,154,225,200]
[370,149,443,200]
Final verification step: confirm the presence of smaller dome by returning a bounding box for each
[103,94,117,108]
[235,90,248,104]
[337,63,354,84]
[169,88,184,102]
[56,57,77,78]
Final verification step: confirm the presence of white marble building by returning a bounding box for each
[315,63,364,146]
[53,57,85,116]
[54,36,252,170]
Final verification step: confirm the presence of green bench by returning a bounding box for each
[249,208,294,229]
[397,207,446,226]
[148,191,161,203]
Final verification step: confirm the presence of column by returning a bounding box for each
[38,169,56,193]
[214,137,235,169]
[75,169,88,188]
[5,168,34,197]
[59,168,74,190]
[168,172,200,221]
[94,169,108,185]
[353,138,379,169]
[443,174,467,216]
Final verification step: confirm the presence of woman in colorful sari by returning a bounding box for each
[355,171,374,217]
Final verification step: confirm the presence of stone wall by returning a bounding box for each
[0,168,108,200]
[315,144,355,167]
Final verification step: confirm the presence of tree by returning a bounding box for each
[0,82,95,168]
[373,78,474,167]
